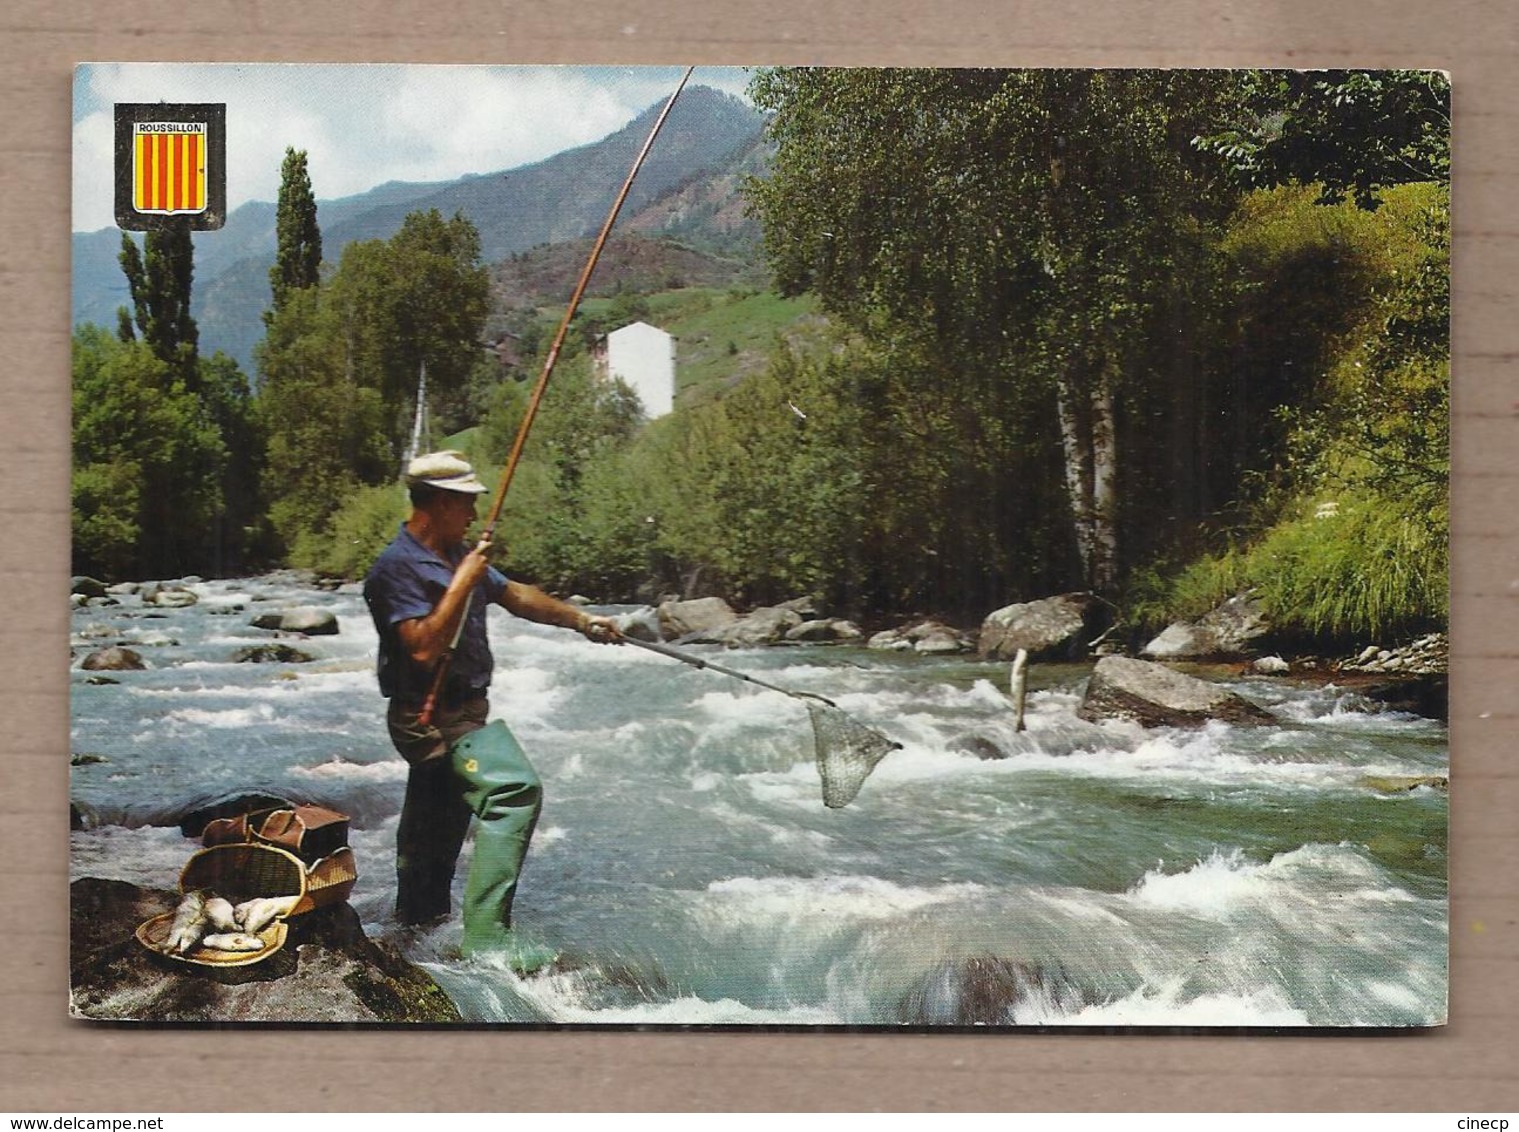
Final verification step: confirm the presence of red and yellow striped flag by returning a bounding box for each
[132,123,208,215]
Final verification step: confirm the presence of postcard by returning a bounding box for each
[69,63,1449,1026]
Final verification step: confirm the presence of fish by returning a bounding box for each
[233,895,300,935]
[204,896,240,933]
[199,932,265,953]
[162,890,210,955]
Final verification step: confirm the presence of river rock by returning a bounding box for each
[71,594,88,610]
[897,957,1088,1025]
[1143,592,1269,660]
[785,618,863,644]
[72,576,108,599]
[1339,633,1448,677]
[232,644,316,664]
[141,582,199,608]
[868,621,974,654]
[1251,655,1291,675]
[776,596,823,618]
[612,606,662,642]
[692,606,804,647]
[867,629,913,651]
[80,646,147,671]
[69,878,460,1023]
[657,597,738,639]
[251,607,339,635]
[980,592,1107,661]
[1361,774,1448,793]
[176,793,297,839]
[1078,656,1275,728]
[106,582,142,596]
[1358,674,1448,721]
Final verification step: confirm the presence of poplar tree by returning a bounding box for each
[118,219,200,390]
[268,147,323,319]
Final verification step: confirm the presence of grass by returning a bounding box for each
[577,287,826,408]
[1134,492,1447,646]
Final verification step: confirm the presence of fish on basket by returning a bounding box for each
[135,843,308,968]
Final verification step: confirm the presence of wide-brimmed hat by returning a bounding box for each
[405,450,488,494]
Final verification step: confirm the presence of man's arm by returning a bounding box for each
[395,542,493,667]
[499,580,623,643]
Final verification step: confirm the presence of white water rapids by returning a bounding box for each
[70,575,1448,1026]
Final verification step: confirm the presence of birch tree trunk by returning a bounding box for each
[1055,369,1120,595]
[1088,370,1120,595]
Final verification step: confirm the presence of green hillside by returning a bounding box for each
[574,286,826,406]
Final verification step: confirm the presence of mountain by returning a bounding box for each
[71,86,769,373]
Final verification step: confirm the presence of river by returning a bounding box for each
[69,575,1448,1027]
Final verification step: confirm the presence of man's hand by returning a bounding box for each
[579,614,624,645]
[455,536,493,590]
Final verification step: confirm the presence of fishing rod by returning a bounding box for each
[418,66,696,727]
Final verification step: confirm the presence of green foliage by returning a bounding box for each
[71,326,226,579]
[1141,493,1446,643]
[1197,70,1450,210]
[1290,185,1450,519]
[480,355,647,596]
[268,147,323,319]
[119,220,199,387]
[287,481,410,578]
[256,210,491,556]
[748,67,1245,595]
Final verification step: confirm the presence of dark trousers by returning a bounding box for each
[388,697,487,925]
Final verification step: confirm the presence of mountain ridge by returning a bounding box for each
[71,86,770,373]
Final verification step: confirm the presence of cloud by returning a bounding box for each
[72,64,754,232]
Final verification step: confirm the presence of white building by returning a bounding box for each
[601,321,676,419]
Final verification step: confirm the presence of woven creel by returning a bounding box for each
[134,843,308,968]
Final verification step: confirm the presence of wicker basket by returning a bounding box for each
[292,846,358,915]
[134,843,308,968]
[199,804,358,914]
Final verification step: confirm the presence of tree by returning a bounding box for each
[255,209,490,556]
[321,210,491,454]
[72,326,225,579]
[118,219,199,388]
[1197,70,1450,210]
[268,147,323,320]
[748,68,1242,597]
[255,286,391,551]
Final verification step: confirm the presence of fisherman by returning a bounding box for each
[364,449,622,972]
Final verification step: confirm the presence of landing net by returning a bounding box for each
[806,702,900,809]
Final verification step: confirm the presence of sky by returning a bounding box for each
[72,64,753,233]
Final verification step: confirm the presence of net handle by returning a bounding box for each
[624,636,837,708]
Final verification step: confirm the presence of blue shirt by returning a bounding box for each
[364,522,508,705]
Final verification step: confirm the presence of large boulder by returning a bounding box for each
[72,576,108,599]
[657,597,738,639]
[691,606,804,647]
[867,620,973,655]
[1143,592,1269,660]
[250,607,340,636]
[69,878,460,1023]
[80,646,146,671]
[232,644,316,664]
[1078,656,1274,728]
[141,582,199,608]
[612,606,663,642]
[980,592,1107,661]
[785,619,864,644]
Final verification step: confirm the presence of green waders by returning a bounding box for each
[449,720,555,969]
